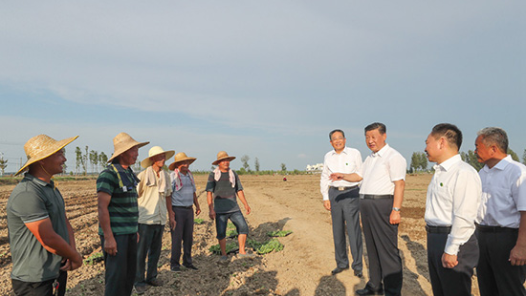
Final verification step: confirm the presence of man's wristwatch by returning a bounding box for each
[392,207,400,212]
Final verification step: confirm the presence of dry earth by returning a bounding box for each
[0,174,483,295]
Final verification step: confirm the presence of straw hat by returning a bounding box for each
[168,152,197,170]
[15,134,79,176]
[212,151,236,165]
[140,146,175,168]
[107,132,149,163]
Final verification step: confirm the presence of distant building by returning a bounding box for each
[306,163,323,173]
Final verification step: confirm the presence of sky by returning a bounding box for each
[0,1,524,173]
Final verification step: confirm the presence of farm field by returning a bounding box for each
[0,174,481,296]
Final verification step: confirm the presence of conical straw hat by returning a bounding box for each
[168,152,197,170]
[107,132,149,163]
[212,151,236,165]
[140,146,175,168]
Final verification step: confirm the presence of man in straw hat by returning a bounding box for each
[7,134,83,296]
[168,152,201,272]
[133,146,174,294]
[97,132,149,296]
[206,151,254,263]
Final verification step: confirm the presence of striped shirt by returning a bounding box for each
[97,165,139,235]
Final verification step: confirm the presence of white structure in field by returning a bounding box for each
[306,163,323,172]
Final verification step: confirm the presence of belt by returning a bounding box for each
[361,194,393,200]
[330,185,359,191]
[425,225,452,234]
[476,224,518,233]
[173,205,193,209]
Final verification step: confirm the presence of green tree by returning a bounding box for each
[241,155,250,172]
[254,157,260,172]
[281,163,287,172]
[462,150,483,171]
[0,154,7,176]
[522,149,526,165]
[410,152,427,172]
[508,148,519,162]
[98,152,108,168]
[89,150,98,173]
[75,147,82,174]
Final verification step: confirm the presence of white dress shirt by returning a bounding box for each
[320,147,363,201]
[359,144,407,195]
[425,154,481,255]
[477,155,526,228]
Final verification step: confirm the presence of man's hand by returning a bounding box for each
[195,206,201,216]
[510,244,526,266]
[329,173,344,181]
[245,205,251,215]
[323,200,331,211]
[60,252,83,271]
[442,253,458,268]
[209,208,216,220]
[389,210,401,224]
[104,235,118,256]
[169,216,177,230]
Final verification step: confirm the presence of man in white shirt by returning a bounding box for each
[474,127,526,296]
[355,122,406,296]
[135,146,174,294]
[424,123,481,296]
[320,129,364,277]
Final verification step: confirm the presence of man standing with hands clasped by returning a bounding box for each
[474,127,526,296]
[320,129,364,278]
[424,123,481,296]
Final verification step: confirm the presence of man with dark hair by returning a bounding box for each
[424,123,481,296]
[355,122,406,296]
[475,127,526,296]
[7,134,83,296]
[97,132,149,296]
[320,129,364,277]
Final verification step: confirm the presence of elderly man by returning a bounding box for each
[7,134,83,296]
[320,129,363,277]
[168,152,201,271]
[474,127,526,296]
[355,122,406,296]
[207,151,253,262]
[424,123,481,296]
[134,146,174,294]
[97,132,149,296]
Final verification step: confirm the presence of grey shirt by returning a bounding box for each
[7,174,69,282]
[205,171,243,214]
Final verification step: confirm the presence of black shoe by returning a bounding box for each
[355,284,384,296]
[354,270,363,278]
[170,265,180,272]
[184,264,198,270]
[331,266,349,275]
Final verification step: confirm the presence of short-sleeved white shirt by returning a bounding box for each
[320,147,363,200]
[359,144,407,195]
[477,155,526,228]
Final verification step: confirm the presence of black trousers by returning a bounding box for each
[12,271,67,296]
[427,231,478,296]
[329,186,363,271]
[170,206,194,268]
[477,229,526,296]
[360,198,403,296]
[101,233,137,296]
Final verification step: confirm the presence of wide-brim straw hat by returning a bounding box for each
[212,151,236,165]
[107,132,149,163]
[168,152,197,171]
[15,134,79,176]
[141,146,175,168]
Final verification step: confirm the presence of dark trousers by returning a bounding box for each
[12,271,67,296]
[477,229,526,296]
[101,233,137,296]
[135,224,164,287]
[170,206,194,268]
[427,231,478,296]
[360,198,403,296]
[329,186,363,271]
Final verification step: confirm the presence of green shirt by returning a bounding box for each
[205,171,243,214]
[97,165,139,235]
[7,174,69,282]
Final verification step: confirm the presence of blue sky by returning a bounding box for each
[0,1,524,173]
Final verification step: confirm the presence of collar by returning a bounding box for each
[372,144,390,158]
[25,173,55,189]
[434,154,461,172]
[483,155,512,172]
[331,147,349,156]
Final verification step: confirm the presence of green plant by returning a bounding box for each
[83,252,104,265]
[267,230,293,237]
[209,241,238,255]
[255,239,284,255]
[227,230,238,237]
[194,218,204,225]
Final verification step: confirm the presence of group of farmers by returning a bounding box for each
[6,131,252,296]
[321,122,526,296]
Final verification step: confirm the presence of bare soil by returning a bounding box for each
[0,174,482,295]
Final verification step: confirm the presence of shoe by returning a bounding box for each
[171,265,181,272]
[147,278,163,286]
[184,264,198,270]
[218,255,230,264]
[355,284,384,295]
[237,253,256,259]
[134,285,148,295]
[331,266,349,275]
[354,269,363,278]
